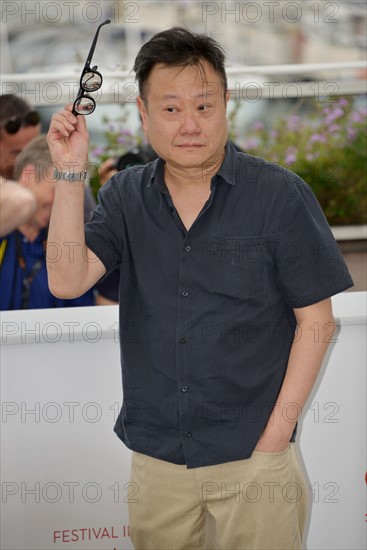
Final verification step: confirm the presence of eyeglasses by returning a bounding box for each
[72,19,111,116]
[2,111,40,134]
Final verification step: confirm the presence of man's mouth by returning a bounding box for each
[177,143,204,148]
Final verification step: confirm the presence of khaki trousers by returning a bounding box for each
[128,443,309,550]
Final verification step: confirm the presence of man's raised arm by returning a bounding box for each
[46,105,106,299]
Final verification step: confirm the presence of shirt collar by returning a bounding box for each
[147,157,165,188]
[215,141,237,186]
[147,140,237,188]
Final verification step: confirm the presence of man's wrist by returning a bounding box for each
[264,403,299,438]
[53,168,87,181]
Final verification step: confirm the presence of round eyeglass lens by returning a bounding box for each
[74,96,96,115]
[81,71,102,92]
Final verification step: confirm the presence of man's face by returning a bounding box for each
[137,62,230,172]
[20,165,56,231]
[0,125,41,179]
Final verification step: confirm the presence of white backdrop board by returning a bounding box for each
[1,292,366,550]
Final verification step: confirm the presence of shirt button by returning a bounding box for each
[182,290,189,297]
[179,338,186,344]
[185,431,192,438]
[185,245,191,252]
[181,385,189,392]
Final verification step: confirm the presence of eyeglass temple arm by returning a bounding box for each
[83,19,111,71]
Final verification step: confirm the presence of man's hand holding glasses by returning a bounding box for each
[47,21,111,180]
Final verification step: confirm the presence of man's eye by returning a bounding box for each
[198,104,209,111]
[166,107,176,113]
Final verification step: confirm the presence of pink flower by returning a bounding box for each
[347,127,357,141]
[338,98,348,107]
[252,121,265,131]
[310,133,327,143]
[325,107,344,125]
[285,153,296,164]
[243,137,260,150]
[285,146,297,164]
[350,111,363,123]
[287,116,300,132]
[92,147,105,157]
[117,136,130,144]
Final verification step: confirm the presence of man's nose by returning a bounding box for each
[179,110,201,134]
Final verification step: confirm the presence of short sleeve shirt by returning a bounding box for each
[85,142,353,468]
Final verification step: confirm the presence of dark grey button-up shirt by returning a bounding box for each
[85,142,353,468]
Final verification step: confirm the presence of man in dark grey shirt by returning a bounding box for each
[47,27,353,550]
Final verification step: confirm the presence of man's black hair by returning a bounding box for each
[133,27,227,102]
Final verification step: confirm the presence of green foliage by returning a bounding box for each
[235,97,367,225]
[89,110,144,196]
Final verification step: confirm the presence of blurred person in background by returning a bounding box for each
[0,94,97,222]
[0,134,94,310]
[0,94,41,180]
[0,176,36,236]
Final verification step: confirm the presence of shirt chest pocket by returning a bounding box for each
[207,236,265,300]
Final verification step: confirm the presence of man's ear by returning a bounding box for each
[225,89,231,108]
[136,96,148,133]
[18,164,37,188]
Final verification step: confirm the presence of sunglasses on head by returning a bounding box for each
[3,111,40,134]
[72,19,111,116]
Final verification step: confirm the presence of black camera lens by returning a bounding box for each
[115,152,144,171]
[114,145,158,172]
